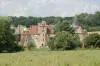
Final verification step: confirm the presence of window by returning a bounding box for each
[43,26,44,28]
[42,44,43,46]
[43,34,44,36]
[43,39,44,41]
[42,30,44,32]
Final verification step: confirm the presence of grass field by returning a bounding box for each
[0,50,100,66]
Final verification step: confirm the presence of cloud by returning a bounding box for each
[0,0,100,17]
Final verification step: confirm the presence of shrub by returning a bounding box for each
[86,33,100,48]
[47,37,55,50]
[47,31,81,50]
[27,39,36,50]
[12,44,24,52]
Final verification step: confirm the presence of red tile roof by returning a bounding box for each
[21,21,54,35]
[29,25,38,35]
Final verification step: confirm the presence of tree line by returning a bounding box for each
[11,16,73,27]
[11,11,100,31]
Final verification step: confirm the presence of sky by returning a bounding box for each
[0,0,100,17]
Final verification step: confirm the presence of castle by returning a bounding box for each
[15,20,87,48]
[14,15,100,49]
[15,20,54,48]
[15,18,88,48]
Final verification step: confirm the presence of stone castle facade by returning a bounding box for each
[15,20,54,48]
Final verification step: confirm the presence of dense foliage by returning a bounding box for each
[54,20,74,34]
[10,11,100,31]
[48,20,81,50]
[11,16,73,27]
[48,31,81,50]
[77,11,100,31]
[86,33,100,48]
[0,17,23,52]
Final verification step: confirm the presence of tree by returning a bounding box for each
[0,17,23,52]
[54,20,74,34]
[48,19,80,50]
[27,39,36,50]
[48,31,81,50]
[47,37,55,50]
[86,33,100,48]
[77,12,100,31]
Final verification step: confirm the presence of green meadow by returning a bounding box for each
[0,50,100,66]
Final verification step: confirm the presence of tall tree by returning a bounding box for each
[48,31,81,50]
[48,20,80,50]
[0,17,20,52]
[54,20,74,34]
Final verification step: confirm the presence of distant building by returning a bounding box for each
[15,20,54,48]
[72,15,87,48]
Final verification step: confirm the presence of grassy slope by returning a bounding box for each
[0,50,100,66]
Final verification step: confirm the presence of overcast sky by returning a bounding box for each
[0,0,100,17]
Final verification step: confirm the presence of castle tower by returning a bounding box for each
[72,15,87,48]
[38,20,48,47]
[76,27,87,48]
[20,28,31,47]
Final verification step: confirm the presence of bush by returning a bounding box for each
[0,43,24,53]
[47,31,81,50]
[68,38,81,50]
[12,44,24,52]
[86,33,100,48]
[27,39,36,50]
[47,37,55,50]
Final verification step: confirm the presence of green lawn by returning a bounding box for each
[0,50,100,66]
